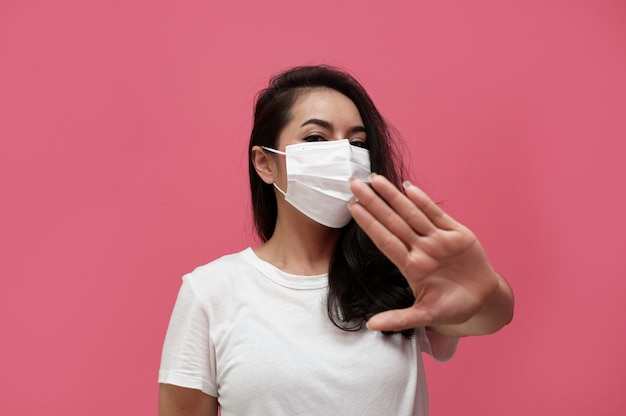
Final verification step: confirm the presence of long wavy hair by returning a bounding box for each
[248,65,415,337]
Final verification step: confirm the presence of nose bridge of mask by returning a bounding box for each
[287,140,370,183]
[262,139,370,191]
[262,139,370,179]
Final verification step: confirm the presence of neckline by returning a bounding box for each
[241,248,328,290]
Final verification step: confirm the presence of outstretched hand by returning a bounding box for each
[348,174,513,336]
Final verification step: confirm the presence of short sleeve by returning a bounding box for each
[417,327,459,362]
[158,275,218,396]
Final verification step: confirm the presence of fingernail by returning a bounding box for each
[402,180,412,189]
[367,172,377,181]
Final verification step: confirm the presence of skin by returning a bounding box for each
[159,384,218,416]
[159,87,514,415]
[348,174,514,336]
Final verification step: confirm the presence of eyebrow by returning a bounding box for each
[300,118,366,134]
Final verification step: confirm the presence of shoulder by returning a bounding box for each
[176,247,266,323]
[182,248,256,296]
[188,249,250,277]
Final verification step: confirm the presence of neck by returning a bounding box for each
[254,209,341,276]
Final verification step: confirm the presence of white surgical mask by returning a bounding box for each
[262,139,371,228]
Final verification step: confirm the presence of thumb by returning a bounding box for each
[366,307,433,332]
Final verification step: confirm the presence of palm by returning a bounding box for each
[348,174,499,332]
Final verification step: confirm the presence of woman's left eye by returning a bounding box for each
[349,140,368,149]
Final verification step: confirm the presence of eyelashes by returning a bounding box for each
[303,135,369,149]
[303,134,326,143]
[349,140,368,149]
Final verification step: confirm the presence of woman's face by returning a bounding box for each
[272,87,367,191]
[247,87,369,230]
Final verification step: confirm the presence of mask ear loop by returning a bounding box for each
[261,146,286,155]
[272,183,287,196]
[260,147,288,195]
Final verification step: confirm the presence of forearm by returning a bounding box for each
[429,273,514,338]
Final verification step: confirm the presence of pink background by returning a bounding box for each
[1,0,625,414]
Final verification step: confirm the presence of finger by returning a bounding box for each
[347,199,410,265]
[368,174,437,236]
[366,307,434,332]
[402,180,457,231]
[349,176,419,247]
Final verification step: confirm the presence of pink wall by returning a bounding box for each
[1,1,624,414]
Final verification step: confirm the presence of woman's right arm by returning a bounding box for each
[159,384,218,416]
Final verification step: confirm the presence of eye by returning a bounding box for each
[303,134,327,143]
[349,139,368,149]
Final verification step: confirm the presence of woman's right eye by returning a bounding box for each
[303,134,327,142]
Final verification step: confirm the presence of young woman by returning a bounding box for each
[158,65,514,416]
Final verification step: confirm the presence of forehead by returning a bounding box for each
[290,88,362,122]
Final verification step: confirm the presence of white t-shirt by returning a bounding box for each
[159,248,458,416]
